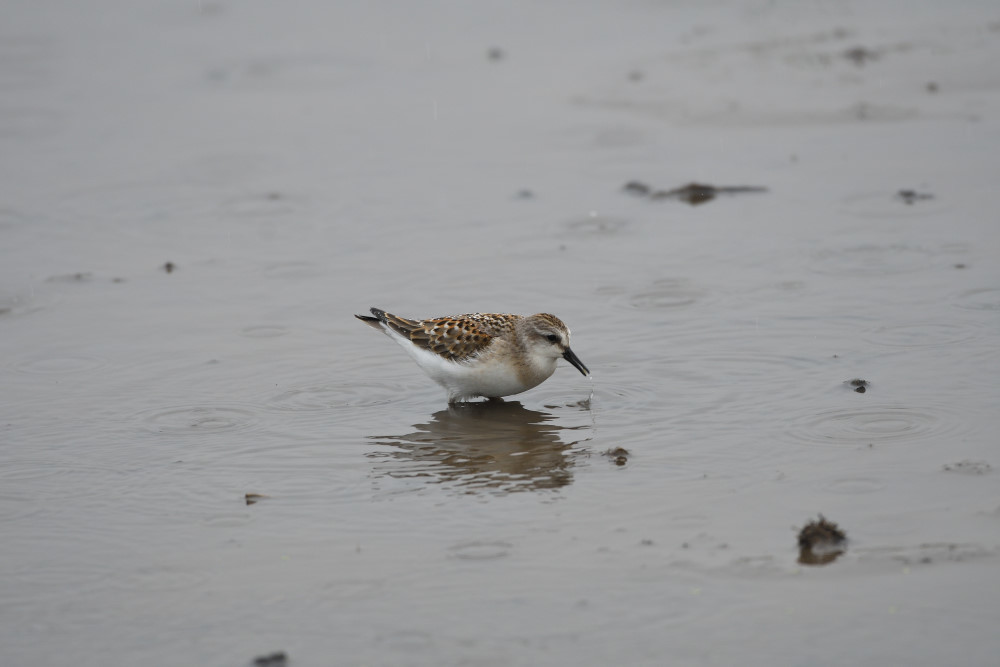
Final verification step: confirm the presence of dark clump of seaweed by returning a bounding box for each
[601,447,630,466]
[797,514,847,566]
[895,189,933,205]
[846,378,870,393]
[252,651,287,666]
[623,180,767,206]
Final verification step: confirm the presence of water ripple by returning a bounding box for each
[448,540,514,561]
[261,260,322,280]
[268,380,419,413]
[952,288,1000,311]
[840,191,949,219]
[13,353,107,374]
[861,321,982,347]
[216,191,302,219]
[241,325,289,338]
[53,182,209,225]
[626,279,713,310]
[137,404,262,435]
[564,214,630,236]
[784,404,960,447]
[107,566,211,593]
[825,477,886,494]
[810,243,934,275]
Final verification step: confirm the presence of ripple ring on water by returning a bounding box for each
[861,321,981,348]
[626,279,711,310]
[241,325,288,338]
[952,288,1000,312]
[268,380,419,412]
[785,405,959,447]
[13,354,107,374]
[448,540,513,560]
[809,244,934,276]
[138,404,262,435]
[564,215,629,235]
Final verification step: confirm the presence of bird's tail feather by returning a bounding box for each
[354,313,383,330]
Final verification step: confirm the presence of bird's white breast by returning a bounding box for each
[381,325,556,400]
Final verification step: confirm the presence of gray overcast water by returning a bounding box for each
[2,1,999,666]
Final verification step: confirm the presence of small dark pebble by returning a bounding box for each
[515,189,535,199]
[602,447,630,466]
[926,81,938,93]
[798,514,847,566]
[487,47,504,61]
[47,272,93,283]
[628,181,768,206]
[843,46,879,66]
[253,652,287,667]
[266,192,283,200]
[112,277,126,283]
[659,182,719,205]
[896,189,934,205]
[640,539,654,546]
[163,261,175,274]
[622,180,651,196]
[245,493,269,506]
[627,69,643,82]
[954,263,966,269]
[846,378,869,393]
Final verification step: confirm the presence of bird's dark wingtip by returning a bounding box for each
[355,311,384,330]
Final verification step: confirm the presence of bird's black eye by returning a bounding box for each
[545,333,560,344]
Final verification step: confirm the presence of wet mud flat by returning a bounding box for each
[2,1,1000,666]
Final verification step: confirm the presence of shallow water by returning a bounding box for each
[2,1,999,665]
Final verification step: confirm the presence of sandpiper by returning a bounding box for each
[355,307,590,402]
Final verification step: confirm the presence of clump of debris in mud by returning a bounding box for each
[601,447,630,466]
[797,514,847,565]
[845,378,870,393]
[895,189,934,205]
[623,180,768,206]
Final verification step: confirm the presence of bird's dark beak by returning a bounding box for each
[562,348,590,376]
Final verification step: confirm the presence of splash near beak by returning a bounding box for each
[562,348,590,376]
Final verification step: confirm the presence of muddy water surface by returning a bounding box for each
[2,1,999,666]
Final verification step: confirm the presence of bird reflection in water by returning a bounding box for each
[368,400,590,495]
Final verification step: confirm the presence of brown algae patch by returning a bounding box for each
[896,189,934,205]
[798,514,847,565]
[842,46,880,66]
[622,180,768,206]
[622,180,652,196]
[845,378,870,393]
[602,447,630,466]
[252,651,287,666]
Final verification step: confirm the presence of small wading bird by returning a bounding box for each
[355,307,590,403]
